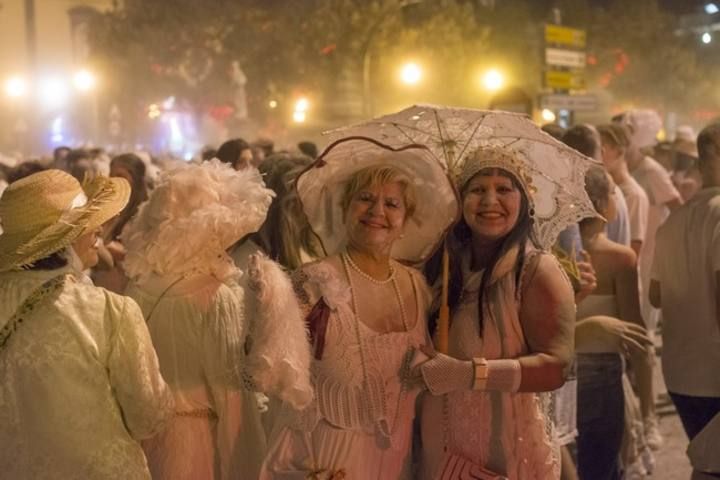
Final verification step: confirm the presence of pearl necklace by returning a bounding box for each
[341,252,413,444]
[343,251,396,285]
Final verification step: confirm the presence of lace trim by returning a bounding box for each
[287,261,425,445]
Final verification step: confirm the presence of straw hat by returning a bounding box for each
[297,136,460,263]
[0,170,130,272]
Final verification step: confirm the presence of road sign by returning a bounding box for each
[544,24,586,48]
[540,94,598,111]
[545,48,586,69]
[544,70,585,90]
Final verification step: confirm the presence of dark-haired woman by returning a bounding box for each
[419,147,576,479]
[93,153,149,293]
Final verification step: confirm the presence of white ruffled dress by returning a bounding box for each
[420,248,560,480]
[126,256,313,480]
[261,259,431,480]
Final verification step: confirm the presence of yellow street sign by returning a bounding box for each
[545,70,585,90]
[545,24,586,48]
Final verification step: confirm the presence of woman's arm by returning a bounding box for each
[518,254,576,392]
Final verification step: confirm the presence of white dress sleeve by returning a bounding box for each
[106,293,175,440]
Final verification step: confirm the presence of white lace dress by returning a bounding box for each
[0,267,174,479]
[260,259,430,480]
[420,248,559,480]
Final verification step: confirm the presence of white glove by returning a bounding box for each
[420,352,473,395]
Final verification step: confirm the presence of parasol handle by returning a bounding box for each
[435,244,450,354]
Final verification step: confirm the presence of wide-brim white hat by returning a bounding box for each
[297,136,459,263]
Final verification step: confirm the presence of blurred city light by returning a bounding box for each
[292,110,307,123]
[400,62,423,85]
[481,69,505,92]
[73,69,96,92]
[148,103,161,119]
[40,77,69,109]
[268,99,278,109]
[541,109,557,123]
[705,3,719,14]
[295,97,310,112]
[702,32,713,43]
[5,76,27,98]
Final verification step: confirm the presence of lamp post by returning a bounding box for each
[361,0,423,118]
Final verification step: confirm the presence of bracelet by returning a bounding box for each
[472,357,489,390]
[472,358,522,392]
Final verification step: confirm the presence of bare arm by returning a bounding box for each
[649,279,661,309]
[518,254,576,392]
[615,251,645,327]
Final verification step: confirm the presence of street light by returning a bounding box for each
[481,69,505,92]
[362,0,424,117]
[5,76,27,98]
[541,109,556,123]
[399,62,423,86]
[702,32,712,44]
[73,69,96,92]
[39,77,69,109]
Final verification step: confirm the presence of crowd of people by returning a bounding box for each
[0,108,718,480]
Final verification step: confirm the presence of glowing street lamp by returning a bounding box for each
[400,62,423,86]
[73,69,97,92]
[702,32,712,44]
[5,76,27,98]
[541,109,557,123]
[292,110,307,123]
[481,68,505,92]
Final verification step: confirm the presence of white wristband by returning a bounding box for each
[475,359,521,392]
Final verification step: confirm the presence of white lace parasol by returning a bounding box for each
[324,105,600,250]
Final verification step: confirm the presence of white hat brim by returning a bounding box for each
[297,136,459,263]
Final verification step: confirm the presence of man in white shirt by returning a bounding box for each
[649,123,720,457]
[617,111,682,339]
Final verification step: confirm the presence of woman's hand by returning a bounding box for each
[575,315,652,357]
[415,345,473,395]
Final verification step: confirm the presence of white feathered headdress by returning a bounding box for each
[122,160,274,282]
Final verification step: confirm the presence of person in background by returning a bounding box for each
[52,145,71,171]
[576,165,654,480]
[0,170,173,479]
[122,159,313,479]
[597,124,649,257]
[216,137,254,171]
[92,153,150,293]
[650,122,720,478]
[298,141,319,159]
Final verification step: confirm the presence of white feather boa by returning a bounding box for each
[245,253,313,410]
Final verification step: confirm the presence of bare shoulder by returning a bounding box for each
[523,252,574,303]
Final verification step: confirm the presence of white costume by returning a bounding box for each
[0,268,173,479]
[122,160,313,479]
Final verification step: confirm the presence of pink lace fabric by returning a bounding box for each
[420,248,560,480]
[262,259,431,479]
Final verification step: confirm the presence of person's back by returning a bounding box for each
[0,268,173,479]
[652,187,720,396]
